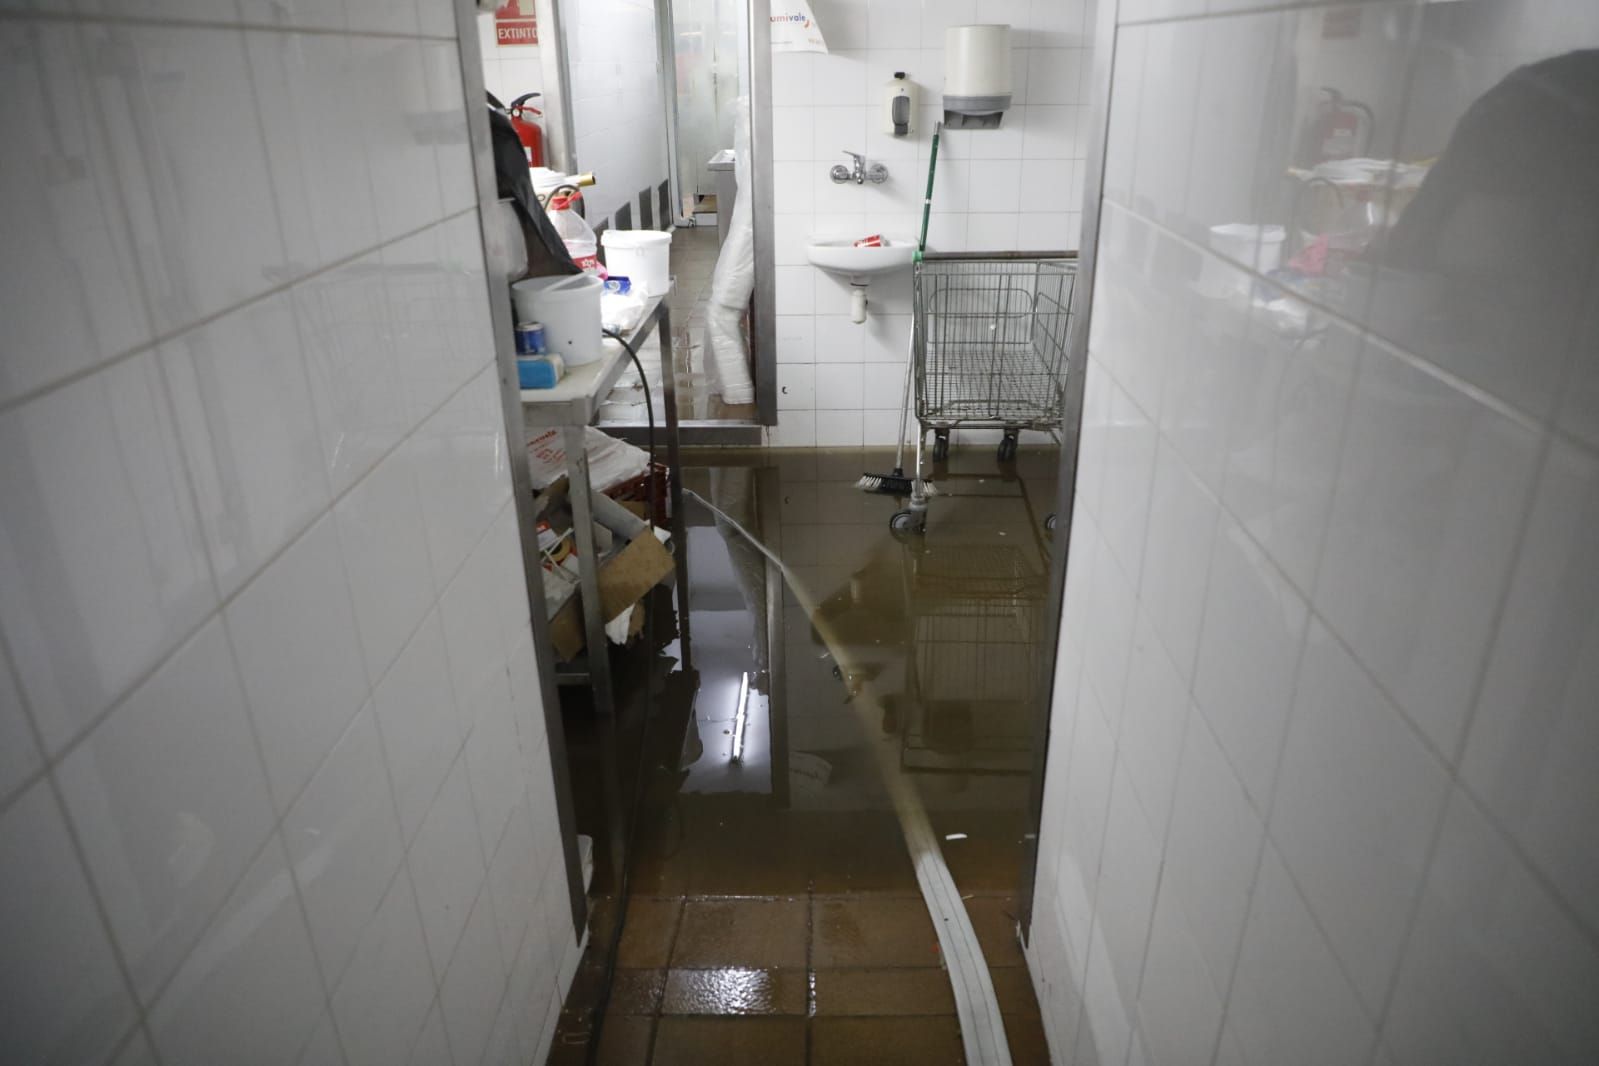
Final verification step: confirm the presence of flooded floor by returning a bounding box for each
[550,446,1061,1064]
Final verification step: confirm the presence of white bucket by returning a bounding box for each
[1198,223,1285,298]
[601,230,672,297]
[511,273,604,366]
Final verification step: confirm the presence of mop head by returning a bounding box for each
[856,469,913,494]
[856,471,938,497]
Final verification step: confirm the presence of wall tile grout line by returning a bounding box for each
[2,5,577,1062]
[0,354,506,833]
[1087,323,1599,942]
[1097,192,1584,446]
[0,7,454,42]
[0,202,481,421]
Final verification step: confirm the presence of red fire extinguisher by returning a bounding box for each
[1302,87,1373,166]
[508,92,544,168]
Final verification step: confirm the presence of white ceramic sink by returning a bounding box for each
[805,237,916,279]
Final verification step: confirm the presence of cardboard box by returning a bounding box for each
[547,530,675,662]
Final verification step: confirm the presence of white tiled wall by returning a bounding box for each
[476,11,546,111]
[1029,1,1599,1064]
[0,3,579,1064]
[766,0,1092,447]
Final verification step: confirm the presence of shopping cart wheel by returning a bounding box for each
[997,430,1019,462]
[932,430,950,462]
[890,510,925,536]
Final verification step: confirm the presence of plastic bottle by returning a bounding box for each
[546,192,603,276]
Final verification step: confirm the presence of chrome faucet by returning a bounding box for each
[831,151,889,185]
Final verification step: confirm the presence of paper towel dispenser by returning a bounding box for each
[943,25,1012,129]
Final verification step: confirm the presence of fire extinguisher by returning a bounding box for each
[1302,87,1373,166]
[508,92,544,168]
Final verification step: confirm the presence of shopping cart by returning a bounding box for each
[889,253,1077,535]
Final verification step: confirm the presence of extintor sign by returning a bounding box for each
[495,0,538,46]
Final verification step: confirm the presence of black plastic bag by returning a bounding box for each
[486,98,579,279]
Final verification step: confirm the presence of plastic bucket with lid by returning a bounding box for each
[511,273,604,366]
[601,230,672,297]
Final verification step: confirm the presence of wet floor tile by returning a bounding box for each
[607,968,665,1015]
[963,895,1026,968]
[932,811,1032,892]
[671,897,808,969]
[810,1016,966,1065]
[684,814,812,896]
[811,968,957,1016]
[553,449,1064,1059]
[545,1017,596,1066]
[650,1017,807,1066]
[1003,1011,1050,1062]
[563,963,607,1014]
[593,1015,654,1065]
[990,967,1042,1017]
[626,829,696,896]
[660,967,807,1015]
[805,814,920,894]
[812,895,943,969]
[615,897,683,968]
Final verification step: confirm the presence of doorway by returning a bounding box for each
[477,0,778,440]
[663,0,746,227]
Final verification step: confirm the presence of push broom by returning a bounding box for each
[857,122,942,497]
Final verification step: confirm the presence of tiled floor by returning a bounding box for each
[552,892,1044,1065]
[549,449,1061,1063]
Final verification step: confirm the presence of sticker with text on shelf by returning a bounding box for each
[495,0,538,46]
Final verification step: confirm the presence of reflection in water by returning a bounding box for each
[660,967,807,1016]
[550,450,1058,1061]
[558,449,1058,896]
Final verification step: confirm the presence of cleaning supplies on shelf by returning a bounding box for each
[546,191,603,275]
[517,353,566,389]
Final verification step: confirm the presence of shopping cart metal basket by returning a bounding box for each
[887,253,1077,535]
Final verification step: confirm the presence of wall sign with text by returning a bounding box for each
[496,1,538,46]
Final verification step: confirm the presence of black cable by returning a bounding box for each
[602,327,657,491]
[583,326,662,1065]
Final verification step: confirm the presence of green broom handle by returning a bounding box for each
[915,123,942,263]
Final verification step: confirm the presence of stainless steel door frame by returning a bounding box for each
[746,0,777,425]
[452,0,587,939]
[655,0,688,223]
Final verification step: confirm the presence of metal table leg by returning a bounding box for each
[564,425,626,883]
[657,305,694,672]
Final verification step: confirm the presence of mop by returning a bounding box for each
[856,122,943,498]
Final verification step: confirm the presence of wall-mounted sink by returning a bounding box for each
[805,237,916,280]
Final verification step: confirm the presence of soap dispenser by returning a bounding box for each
[885,72,916,137]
